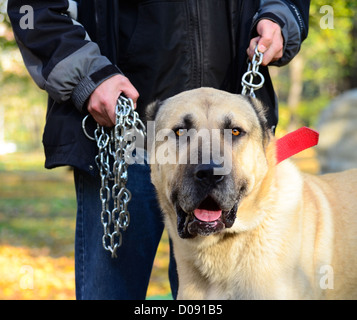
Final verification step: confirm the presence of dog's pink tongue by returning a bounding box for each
[194,209,222,222]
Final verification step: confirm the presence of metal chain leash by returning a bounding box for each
[82,96,146,258]
[241,45,265,98]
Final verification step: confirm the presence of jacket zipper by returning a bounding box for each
[187,0,203,88]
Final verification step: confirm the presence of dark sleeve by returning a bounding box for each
[7,0,122,111]
[251,0,311,66]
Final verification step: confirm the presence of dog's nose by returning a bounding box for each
[194,163,225,185]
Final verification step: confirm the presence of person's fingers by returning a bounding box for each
[247,36,260,61]
[120,80,140,109]
[260,39,283,66]
[87,74,139,126]
[256,20,283,66]
[256,26,273,54]
[247,19,284,66]
[87,90,119,127]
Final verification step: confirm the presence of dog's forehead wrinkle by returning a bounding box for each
[221,115,232,129]
[204,98,212,118]
[182,113,196,129]
[206,99,261,130]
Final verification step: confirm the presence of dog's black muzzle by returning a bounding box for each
[173,162,246,239]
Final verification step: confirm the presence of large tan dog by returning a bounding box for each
[147,87,357,299]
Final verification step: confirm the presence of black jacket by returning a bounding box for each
[8,0,310,175]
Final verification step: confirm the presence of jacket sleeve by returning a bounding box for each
[252,0,311,66]
[7,0,122,112]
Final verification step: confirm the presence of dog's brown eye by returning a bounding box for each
[175,129,185,136]
[232,128,241,136]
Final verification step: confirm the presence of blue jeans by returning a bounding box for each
[74,164,178,300]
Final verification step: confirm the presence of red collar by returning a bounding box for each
[276,127,319,164]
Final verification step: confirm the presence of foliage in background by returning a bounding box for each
[0,0,47,151]
[272,0,356,130]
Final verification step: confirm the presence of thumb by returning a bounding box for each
[256,34,270,54]
[120,84,139,110]
[255,20,275,53]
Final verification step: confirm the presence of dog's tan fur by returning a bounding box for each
[148,88,357,299]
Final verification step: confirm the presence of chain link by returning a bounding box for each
[241,45,265,98]
[82,96,146,258]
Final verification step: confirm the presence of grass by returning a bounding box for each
[0,156,76,258]
[0,152,171,300]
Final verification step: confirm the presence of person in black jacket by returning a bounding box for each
[7,0,310,299]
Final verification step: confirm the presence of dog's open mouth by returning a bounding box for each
[176,196,238,238]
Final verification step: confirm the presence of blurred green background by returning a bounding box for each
[0,0,356,299]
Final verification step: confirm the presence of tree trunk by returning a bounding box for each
[287,54,304,131]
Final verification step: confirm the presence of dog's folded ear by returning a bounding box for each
[145,100,164,122]
[242,95,272,146]
[243,96,269,132]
